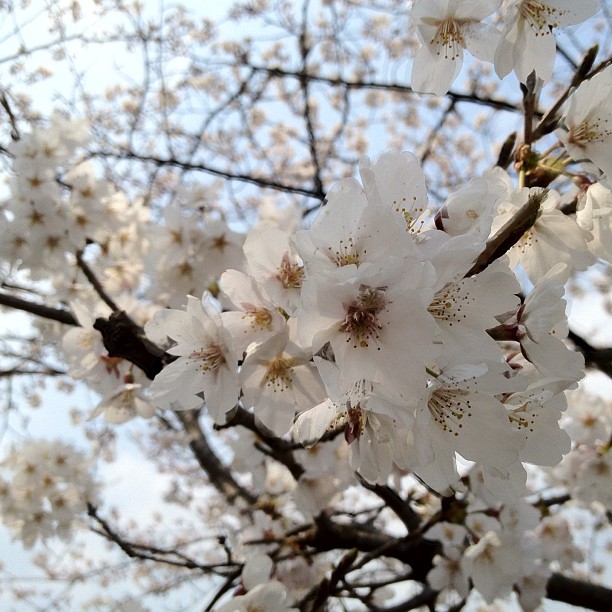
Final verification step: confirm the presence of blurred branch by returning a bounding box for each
[568,330,612,378]
[76,248,120,313]
[0,290,78,326]
[87,503,239,574]
[175,410,259,507]
[547,572,612,611]
[243,63,533,116]
[91,150,325,200]
[356,475,422,533]
[220,406,305,480]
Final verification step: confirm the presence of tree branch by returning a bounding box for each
[242,63,532,116]
[465,190,546,277]
[76,248,120,313]
[547,572,612,611]
[0,290,78,326]
[175,410,259,507]
[90,150,325,200]
[87,503,238,574]
[568,330,612,378]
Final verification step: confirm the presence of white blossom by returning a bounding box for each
[410,0,502,95]
[494,0,600,83]
[557,64,612,184]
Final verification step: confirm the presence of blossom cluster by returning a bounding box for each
[144,150,593,497]
[0,440,99,548]
[410,0,600,94]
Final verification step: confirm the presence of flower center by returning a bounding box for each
[327,235,361,267]
[339,287,387,348]
[242,305,273,330]
[345,404,366,444]
[392,197,426,234]
[428,282,473,326]
[428,388,472,436]
[507,402,534,433]
[430,18,465,59]
[568,118,611,147]
[276,252,304,288]
[519,0,562,32]
[264,356,296,391]
[190,343,225,372]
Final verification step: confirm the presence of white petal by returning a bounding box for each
[294,399,337,447]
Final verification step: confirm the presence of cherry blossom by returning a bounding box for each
[498,188,594,284]
[242,225,304,315]
[294,359,412,484]
[576,182,612,262]
[146,294,240,422]
[494,0,601,83]
[219,269,287,358]
[556,63,612,184]
[410,0,502,95]
[240,325,326,436]
[91,382,156,424]
[407,362,524,492]
[0,440,99,548]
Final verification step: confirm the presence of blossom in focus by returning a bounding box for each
[576,182,612,262]
[219,269,287,358]
[494,0,600,83]
[498,188,594,284]
[504,378,571,465]
[297,259,439,399]
[242,225,304,315]
[294,359,412,484]
[514,263,585,380]
[410,0,502,95]
[146,294,239,422]
[407,362,523,493]
[240,325,326,436]
[556,64,612,184]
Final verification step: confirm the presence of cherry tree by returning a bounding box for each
[0,0,611,609]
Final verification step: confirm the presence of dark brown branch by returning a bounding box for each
[298,1,324,200]
[0,91,20,141]
[302,513,441,583]
[221,406,305,480]
[419,99,457,164]
[466,190,546,277]
[90,150,325,200]
[0,367,66,378]
[90,314,258,509]
[244,63,532,116]
[93,311,167,379]
[87,503,238,573]
[76,249,120,313]
[301,511,612,611]
[547,572,612,611]
[356,475,422,533]
[0,290,78,326]
[522,71,539,146]
[568,330,612,378]
[175,410,258,506]
[302,548,359,612]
